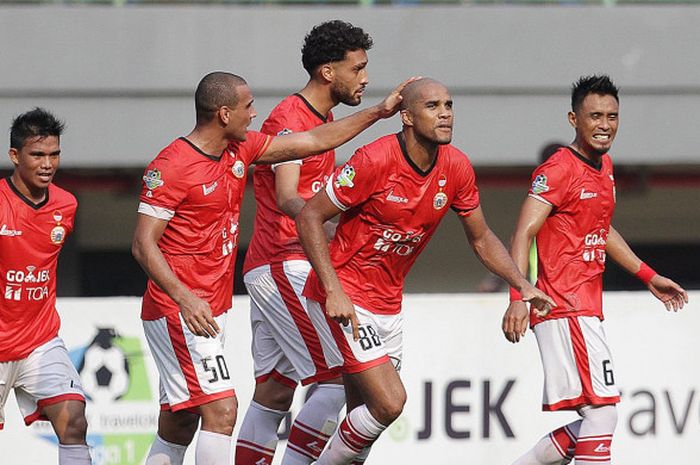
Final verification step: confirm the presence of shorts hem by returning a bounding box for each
[342,355,391,374]
[256,371,298,390]
[163,389,236,412]
[543,395,620,411]
[23,393,86,426]
[300,366,343,386]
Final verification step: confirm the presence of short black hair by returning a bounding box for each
[301,20,373,75]
[10,107,65,150]
[195,72,247,124]
[571,75,619,112]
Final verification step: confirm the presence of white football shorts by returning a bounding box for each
[0,336,85,429]
[142,311,235,412]
[244,261,343,387]
[307,299,404,374]
[533,315,620,411]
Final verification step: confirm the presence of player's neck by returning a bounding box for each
[569,142,603,165]
[10,172,47,204]
[298,82,336,118]
[185,128,227,159]
[401,131,438,172]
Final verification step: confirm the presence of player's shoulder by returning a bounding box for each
[150,138,194,167]
[351,133,401,167]
[263,94,324,134]
[441,144,473,166]
[536,147,575,173]
[48,183,77,209]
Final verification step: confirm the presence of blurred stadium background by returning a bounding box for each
[2,2,698,297]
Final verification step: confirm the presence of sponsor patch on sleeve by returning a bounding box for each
[531,174,550,195]
[334,165,356,189]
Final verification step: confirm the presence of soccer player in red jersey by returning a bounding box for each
[237,21,372,465]
[132,71,413,465]
[0,108,91,464]
[502,75,688,465]
[296,78,555,465]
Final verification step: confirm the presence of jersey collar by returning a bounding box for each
[4,177,50,210]
[179,137,223,161]
[294,93,328,123]
[567,146,603,172]
[396,132,439,177]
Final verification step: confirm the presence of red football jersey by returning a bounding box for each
[0,179,77,361]
[138,133,271,320]
[303,134,480,315]
[528,147,616,326]
[243,94,335,274]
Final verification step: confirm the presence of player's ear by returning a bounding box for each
[8,148,19,166]
[217,106,230,126]
[567,110,577,129]
[320,63,334,84]
[400,109,413,127]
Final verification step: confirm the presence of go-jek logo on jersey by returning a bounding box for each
[33,327,156,465]
[373,228,425,257]
[4,266,50,302]
[335,165,356,189]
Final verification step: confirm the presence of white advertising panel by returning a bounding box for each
[0,292,697,464]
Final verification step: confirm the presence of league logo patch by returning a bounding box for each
[232,160,246,179]
[143,169,164,191]
[335,165,356,188]
[531,174,550,195]
[277,128,293,136]
[50,225,66,244]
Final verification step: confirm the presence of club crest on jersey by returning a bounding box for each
[232,160,246,179]
[531,174,550,195]
[277,128,293,136]
[143,169,164,191]
[433,192,448,210]
[335,165,356,188]
[50,225,66,244]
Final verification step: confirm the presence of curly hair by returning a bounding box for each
[301,20,373,75]
[10,108,65,150]
[571,75,619,112]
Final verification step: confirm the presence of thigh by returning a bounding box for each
[14,337,85,426]
[345,360,405,413]
[143,312,235,412]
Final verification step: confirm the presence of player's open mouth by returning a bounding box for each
[593,134,610,141]
[38,173,53,180]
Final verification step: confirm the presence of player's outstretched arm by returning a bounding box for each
[257,77,419,165]
[607,226,688,312]
[132,214,220,337]
[296,190,359,341]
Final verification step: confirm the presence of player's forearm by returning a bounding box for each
[296,209,343,294]
[131,239,193,306]
[474,229,530,291]
[278,196,306,220]
[606,226,643,274]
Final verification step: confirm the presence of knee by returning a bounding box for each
[254,387,295,412]
[579,404,618,432]
[201,397,238,436]
[370,392,406,425]
[58,411,88,444]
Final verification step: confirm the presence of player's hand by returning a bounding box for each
[325,289,360,341]
[502,301,529,343]
[648,275,688,312]
[374,76,422,118]
[180,293,220,338]
[520,285,556,318]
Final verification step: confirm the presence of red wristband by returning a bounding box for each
[635,262,657,285]
[509,287,523,302]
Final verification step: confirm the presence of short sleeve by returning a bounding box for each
[325,146,380,211]
[528,157,572,208]
[450,155,480,217]
[138,155,189,219]
[233,131,273,165]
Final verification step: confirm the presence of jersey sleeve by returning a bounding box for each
[138,154,189,221]
[450,155,480,217]
[236,131,273,165]
[325,146,381,211]
[528,157,572,208]
[262,103,311,170]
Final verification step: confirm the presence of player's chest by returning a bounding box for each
[563,168,616,221]
[0,205,69,256]
[365,170,452,229]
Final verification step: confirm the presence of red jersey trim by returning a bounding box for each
[254,135,274,163]
[342,356,391,374]
[543,394,620,411]
[256,370,297,389]
[165,313,205,399]
[300,366,343,386]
